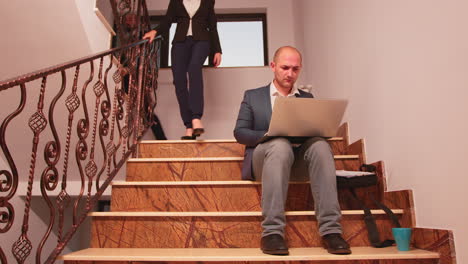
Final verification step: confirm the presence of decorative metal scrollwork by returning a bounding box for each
[0,0,161,262]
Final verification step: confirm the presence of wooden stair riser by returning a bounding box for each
[137,140,348,158]
[383,190,414,228]
[138,142,245,158]
[110,184,382,212]
[126,158,361,181]
[65,260,438,264]
[413,228,455,264]
[90,214,401,248]
[347,139,366,164]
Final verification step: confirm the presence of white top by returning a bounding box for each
[183,0,201,36]
[269,82,300,109]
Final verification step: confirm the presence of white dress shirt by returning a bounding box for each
[183,0,201,36]
[269,82,301,146]
[269,81,301,109]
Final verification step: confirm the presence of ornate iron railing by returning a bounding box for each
[0,1,161,263]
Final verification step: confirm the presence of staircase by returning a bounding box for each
[59,124,456,264]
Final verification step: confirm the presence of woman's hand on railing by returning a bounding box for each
[143,30,158,43]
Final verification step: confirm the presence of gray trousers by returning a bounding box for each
[253,137,342,238]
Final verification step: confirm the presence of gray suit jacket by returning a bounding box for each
[233,84,314,180]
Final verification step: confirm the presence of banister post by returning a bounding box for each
[132,42,148,158]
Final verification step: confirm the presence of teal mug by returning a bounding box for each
[392,227,412,251]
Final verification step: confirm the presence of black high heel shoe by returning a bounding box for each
[181,135,196,140]
[192,128,205,137]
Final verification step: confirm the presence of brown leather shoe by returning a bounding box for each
[260,234,289,255]
[322,233,352,255]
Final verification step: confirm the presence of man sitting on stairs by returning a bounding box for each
[233,46,351,256]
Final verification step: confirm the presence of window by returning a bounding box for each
[150,13,268,68]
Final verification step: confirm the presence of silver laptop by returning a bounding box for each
[259,97,348,143]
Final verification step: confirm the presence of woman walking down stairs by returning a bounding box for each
[59,124,455,264]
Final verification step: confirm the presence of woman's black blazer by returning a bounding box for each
[155,0,222,54]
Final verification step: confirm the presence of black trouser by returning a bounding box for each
[171,37,210,128]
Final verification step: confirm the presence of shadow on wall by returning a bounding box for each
[95,0,114,27]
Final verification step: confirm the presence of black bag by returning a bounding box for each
[337,164,401,248]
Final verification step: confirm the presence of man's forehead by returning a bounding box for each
[277,62,302,68]
[275,54,302,66]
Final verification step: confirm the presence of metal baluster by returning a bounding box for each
[112,52,126,169]
[36,70,66,264]
[85,58,105,210]
[0,84,26,264]
[12,78,49,264]
[56,66,81,242]
[96,56,114,190]
[74,61,94,225]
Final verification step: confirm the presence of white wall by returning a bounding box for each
[74,0,113,53]
[295,0,468,263]
[147,0,301,139]
[153,67,273,140]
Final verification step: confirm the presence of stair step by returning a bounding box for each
[113,180,258,186]
[138,138,347,158]
[90,210,404,217]
[110,181,382,211]
[128,155,358,162]
[59,247,439,262]
[126,155,361,181]
[89,210,403,248]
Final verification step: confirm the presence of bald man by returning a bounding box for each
[234,46,351,255]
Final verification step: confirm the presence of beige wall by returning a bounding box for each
[0,1,91,80]
[295,0,468,263]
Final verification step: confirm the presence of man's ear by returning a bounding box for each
[270,61,275,71]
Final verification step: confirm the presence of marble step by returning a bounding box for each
[126,155,361,181]
[89,210,403,248]
[59,247,439,263]
[137,138,347,158]
[110,181,382,211]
